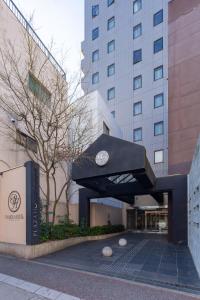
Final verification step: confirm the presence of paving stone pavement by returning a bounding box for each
[36,232,200,294]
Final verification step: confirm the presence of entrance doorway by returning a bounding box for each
[127,207,168,233]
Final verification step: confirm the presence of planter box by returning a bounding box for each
[0,232,123,259]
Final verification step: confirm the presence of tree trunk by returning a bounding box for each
[45,173,50,223]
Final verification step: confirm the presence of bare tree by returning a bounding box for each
[0,31,93,224]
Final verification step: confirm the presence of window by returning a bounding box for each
[154,37,163,54]
[134,127,142,142]
[154,65,163,81]
[16,129,37,153]
[133,23,142,39]
[154,150,164,163]
[154,121,164,136]
[107,63,115,77]
[154,93,164,108]
[92,27,99,40]
[133,0,142,14]
[133,75,142,90]
[92,5,99,18]
[103,122,110,135]
[107,40,115,53]
[133,49,142,64]
[92,49,99,62]
[111,111,115,118]
[107,87,115,100]
[107,16,115,31]
[133,101,142,115]
[92,72,99,84]
[108,0,114,7]
[154,9,163,26]
[28,72,51,103]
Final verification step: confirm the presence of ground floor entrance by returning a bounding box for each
[127,207,168,232]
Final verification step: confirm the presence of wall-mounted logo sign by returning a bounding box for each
[8,191,21,213]
[95,150,109,166]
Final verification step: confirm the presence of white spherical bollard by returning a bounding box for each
[119,238,127,247]
[102,246,113,257]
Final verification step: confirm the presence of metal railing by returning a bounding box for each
[3,0,66,80]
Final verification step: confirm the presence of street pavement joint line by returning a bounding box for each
[0,272,81,300]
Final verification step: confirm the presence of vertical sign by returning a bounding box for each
[25,161,40,245]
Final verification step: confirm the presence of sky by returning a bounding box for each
[14,0,84,76]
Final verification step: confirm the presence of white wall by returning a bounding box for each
[188,135,200,276]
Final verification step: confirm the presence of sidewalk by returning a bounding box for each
[0,273,79,300]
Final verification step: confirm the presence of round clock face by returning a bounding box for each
[95,150,109,167]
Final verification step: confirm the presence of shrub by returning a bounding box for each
[40,223,125,242]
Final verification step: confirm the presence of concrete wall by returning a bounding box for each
[188,136,200,276]
[82,0,169,177]
[90,203,122,227]
[168,0,200,175]
[0,165,26,244]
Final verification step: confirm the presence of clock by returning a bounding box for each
[95,150,109,166]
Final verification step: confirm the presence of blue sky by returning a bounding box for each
[14,0,84,75]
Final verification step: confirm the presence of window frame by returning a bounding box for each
[133,49,142,64]
[133,23,142,39]
[107,63,115,77]
[154,121,164,136]
[133,127,142,142]
[154,93,164,108]
[107,16,115,31]
[133,101,142,116]
[154,65,163,81]
[133,75,142,90]
[92,49,99,62]
[107,87,115,100]
[92,27,99,40]
[92,72,99,84]
[153,9,163,27]
[107,40,115,53]
[133,0,142,14]
[92,5,99,18]
[154,149,164,164]
[108,0,114,7]
[154,37,163,54]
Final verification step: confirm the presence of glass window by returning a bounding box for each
[92,27,99,40]
[134,127,142,142]
[133,23,142,39]
[154,65,163,81]
[92,72,99,84]
[154,121,164,136]
[133,101,142,115]
[111,111,115,118]
[108,0,114,7]
[107,87,115,100]
[154,9,163,26]
[133,49,142,64]
[133,75,142,90]
[107,63,115,77]
[92,5,99,18]
[154,37,163,54]
[154,150,164,163]
[107,40,115,53]
[16,129,37,153]
[92,49,99,62]
[133,0,142,14]
[28,72,51,103]
[107,16,115,31]
[154,93,164,108]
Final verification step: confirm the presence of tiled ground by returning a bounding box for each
[36,233,200,294]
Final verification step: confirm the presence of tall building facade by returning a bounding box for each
[81,0,169,177]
